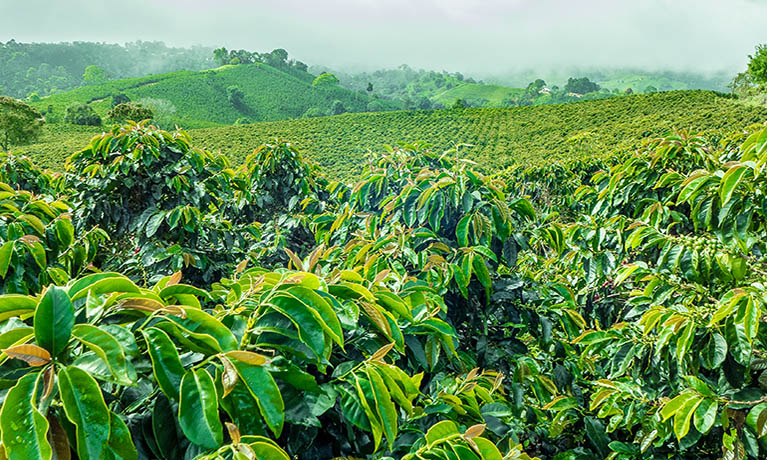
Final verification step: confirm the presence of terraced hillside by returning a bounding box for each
[30,63,395,127]
[24,90,767,179]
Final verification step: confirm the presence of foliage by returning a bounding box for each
[0,96,44,151]
[0,123,542,460]
[82,65,107,85]
[748,44,767,84]
[312,72,340,88]
[564,77,600,95]
[30,63,397,127]
[106,102,153,124]
[0,39,213,98]
[63,103,101,126]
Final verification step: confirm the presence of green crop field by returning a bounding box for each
[29,63,396,127]
[431,83,523,106]
[23,90,767,180]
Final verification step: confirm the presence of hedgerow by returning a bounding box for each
[1,119,767,460]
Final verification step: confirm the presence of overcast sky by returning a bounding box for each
[1,0,765,75]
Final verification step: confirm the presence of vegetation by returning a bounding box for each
[107,102,153,124]
[63,102,101,126]
[2,110,767,459]
[747,44,767,85]
[21,91,767,179]
[0,40,213,98]
[0,96,44,151]
[26,64,397,127]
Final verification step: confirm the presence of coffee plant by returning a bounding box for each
[0,120,766,459]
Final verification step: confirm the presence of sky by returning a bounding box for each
[1,0,765,75]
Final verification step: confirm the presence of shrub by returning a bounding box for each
[106,102,153,124]
[63,102,101,126]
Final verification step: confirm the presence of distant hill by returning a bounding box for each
[25,91,767,180]
[430,83,523,107]
[30,63,398,128]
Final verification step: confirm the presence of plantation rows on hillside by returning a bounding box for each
[30,63,395,128]
[24,91,767,179]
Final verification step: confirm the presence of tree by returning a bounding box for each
[64,102,101,126]
[748,44,767,84]
[624,87,633,94]
[451,98,468,109]
[82,65,107,85]
[312,73,340,87]
[0,96,44,151]
[111,93,130,107]
[367,82,374,93]
[564,77,599,95]
[331,100,346,115]
[644,85,658,93]
[138,98,177,129]
[213,47,229,66]
[417,96,432,110]
[227,85,246,109]
[107,102,154,124]
[303,107,324,118]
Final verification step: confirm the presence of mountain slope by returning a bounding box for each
[31,63,397,127]
[25,91,767,179]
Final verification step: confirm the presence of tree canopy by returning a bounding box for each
[0,96,44,151]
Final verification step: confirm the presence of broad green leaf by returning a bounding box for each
[72,324,132,385]
[673,396,702,440]
[366,365,397,449]
[694,399,717,434]
[719,164,749,206]
[285,286,343,348]
[660,392,698,421]
[0,373,52,460]
[0,241,12,278]
[268,294,327,358]
[34,286,74,358]
[0,294,36,322]
[165,307,237,353]
[473,437,503,460]
[58,366,111,460]
[249,442,290,460]
[230,359,284,437]
[106,412,138,460]
[425,420,460,447]
[178,369,223,449]
[142,327,184,401]
[69,276,140,302]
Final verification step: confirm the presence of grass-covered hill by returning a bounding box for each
[24,90,767,179]
[30,63,396,127]
[430,83,523,107]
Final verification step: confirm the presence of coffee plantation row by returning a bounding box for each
[1,118,767,459]
[23,90,767,180]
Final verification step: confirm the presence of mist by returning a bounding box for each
[1,0,765,76]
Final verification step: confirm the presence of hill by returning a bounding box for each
[23,90,767,179]
[30,63,397,128]
[430,83,523,107]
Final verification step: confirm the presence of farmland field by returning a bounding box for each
[24,90,767,179]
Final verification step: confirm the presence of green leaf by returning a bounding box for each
[164,307,238,354]
[34,285,74,358]
[268,294,328,359]
[285,286,343,348]
[694,399,718,434]
[249,441,290,460]
[58,366,111,460]
[366,365,398,450]
[473,437,503,460]
[425,420,460,447]
[55,218,74,247]
[142,327,185,401]
[701,333,727,369]
[106,412,138,460]
[0,294,36,322]
[719,164,749,206]
[456,214,471,247]
[72,324,132,385]
[69,275,140,302]
[178,369,223,449]
[0,241,13,278]
[230,359,285,437]
[0,373,52,460]
[661,392,698,421]
[673,395,702,440]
